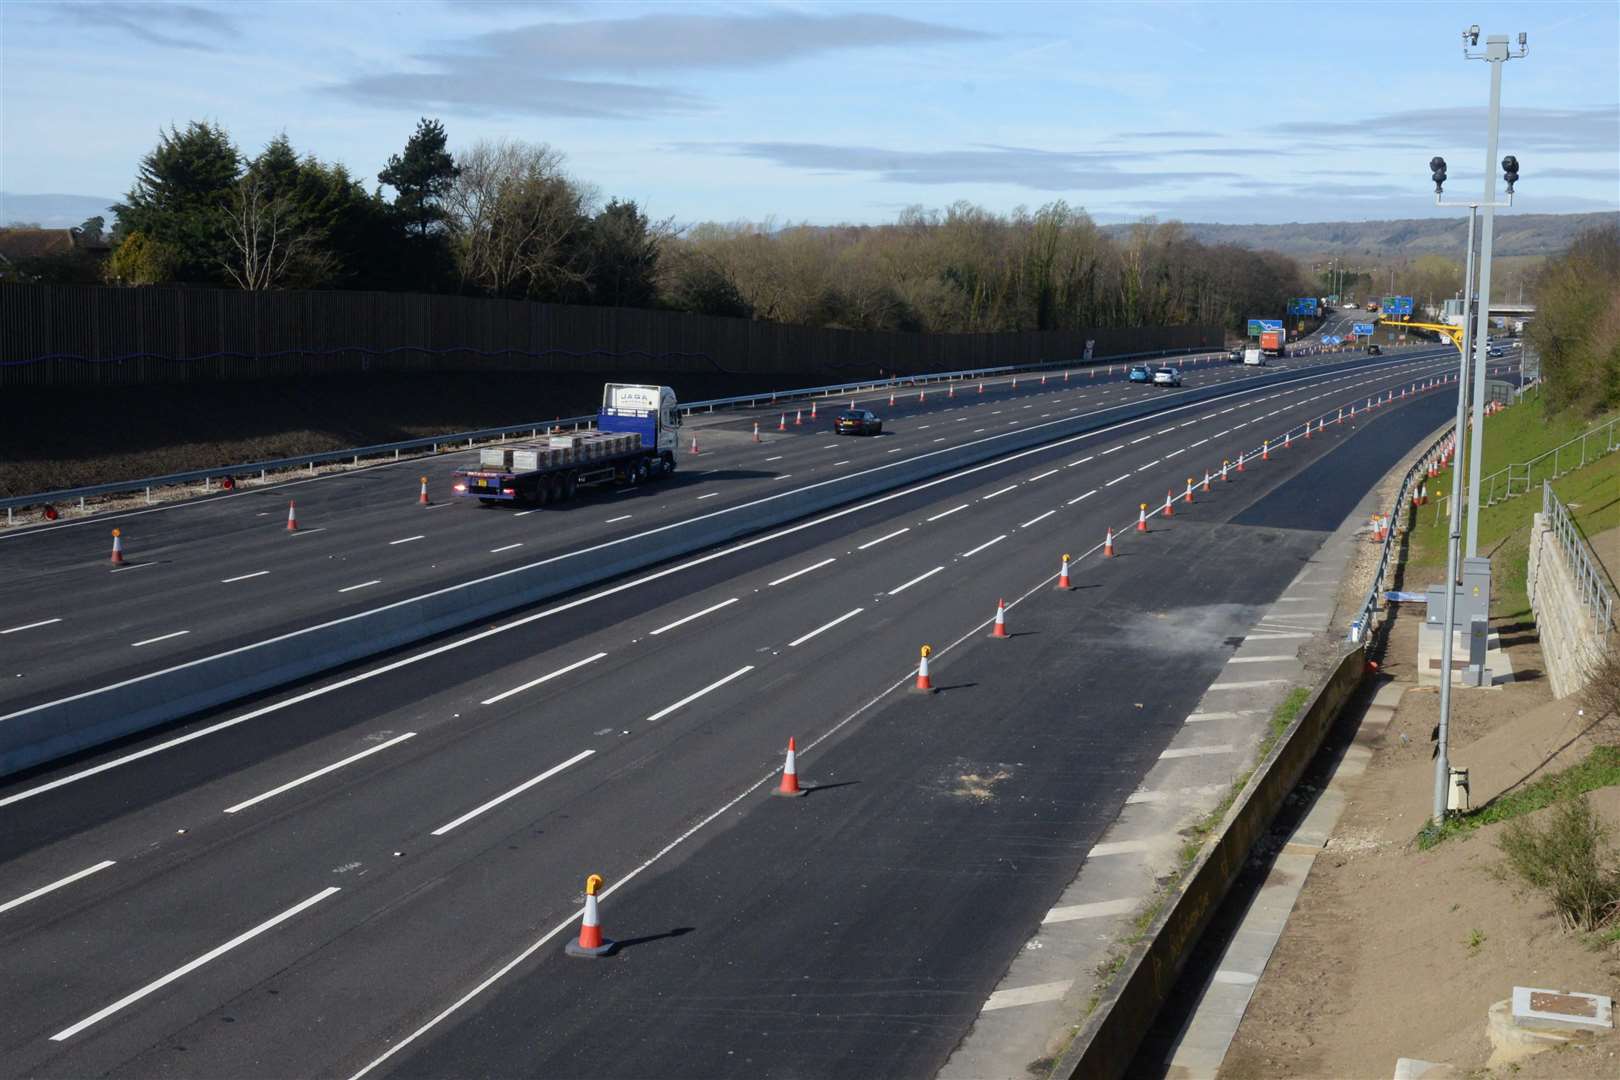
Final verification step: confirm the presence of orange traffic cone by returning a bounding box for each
[1283,431,1291,451]
[779,413,787,431]
[918,388,926,403]
[1262,439,1270,461]
[1103,527,1116,557]
[110,528,125,565]
[1185,478,1195,504]
[286,500,299,531]
[795,408,803,426]
[914,645,935,693]
[753,421,761,443]
[1137,502,1149,532]
[889,391,896,407]
[1163,489,1175,517]
[948,383,955,398]
[978,381,985,395]
[810,401,818,420]
[774,737,807,797]
[1306,419,1314,439]
[565,874,616,957]
[690,435,700,454]
[1202,470,1212,493]
[419,476,431,505]
[1056,553,1072,590]
[1222,459,1231,482]
[1236,451,1246,473]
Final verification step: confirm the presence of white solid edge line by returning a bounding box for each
[430,749,596,836]
[1,617,62,635]
[768,557,835,587]
[961,534,1007,558]
[223,732,418,814]
[388,535,425,545]
[788,607,866,646]
[649,597,738,636]
[887,566,945,596]
[130,630,190,648]
[51,886,342,1041]
[338,580,381,593]
[0,859,116,916]
[927,504,970,522]
[858,527,909,550]
[480,652,608,706]
[645,666,754,724]
[1020,510,1056,528]
[2,356,1437,807]
[220,571,270,584]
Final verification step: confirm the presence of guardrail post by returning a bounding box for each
[146,486,152,504]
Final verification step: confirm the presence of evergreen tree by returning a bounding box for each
[377,118,459,238]
[113,121,242,283]
[584,199,663,308]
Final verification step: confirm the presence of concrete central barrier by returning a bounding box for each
[0,351,1442,778]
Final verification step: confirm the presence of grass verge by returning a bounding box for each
[1415,744,1620,850]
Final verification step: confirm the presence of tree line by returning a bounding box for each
[12,118,1321,336]
[1527,224,1620,416]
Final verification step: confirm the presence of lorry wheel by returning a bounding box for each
[562,473,578,500]
[661,452,676,475]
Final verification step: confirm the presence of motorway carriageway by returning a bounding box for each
[0,347,1514,1077]
[0,345,1471,717]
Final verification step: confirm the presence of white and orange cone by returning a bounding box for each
[889,391,896,407]
[1163,489,1175,517]
[914,645,934,693]
[1185,477,1195,505]
[753,421,761,443]
[110,528,125,565]
[565,874,616,958]
[1103,527,1116,557]
[978,381,984,395]
[1236,450,1246,473]
[419,476,431,505]
[1262,439,1270,461]
[811,401,818,420]
[1056,553,1072,590]
[1137,502,1149,532]
[948,383,955,398]
[1202,470,1212,493]
[690,435,700,455]
[779,413,787,431]
[1222,459,1231,482]
[286,500,299,531]
[795,408,803,426]
[990,598,1009,638]
[918,387,926,403]
[1306,419,1314,439]
[774,737,807,797]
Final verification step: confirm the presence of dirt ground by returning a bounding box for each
[1221,606,1620,1079]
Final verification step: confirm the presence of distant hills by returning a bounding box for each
[0,193,119,229]
[1101,212,1618,259]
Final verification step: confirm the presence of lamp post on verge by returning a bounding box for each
[1425,23,1526,826]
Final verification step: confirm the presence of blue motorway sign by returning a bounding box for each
[1288,297,1318,315]
[1382,295,1415,316]
[1353,322,1375,336]
[1259,319,1284,331]
[1323,335,1341,345]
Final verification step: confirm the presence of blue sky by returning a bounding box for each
[2,0,1616,226]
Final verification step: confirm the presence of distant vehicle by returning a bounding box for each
[1365,301,1379,313]
[453,383,679,505]
[1228,346,1245,364]
[835,409,883,436]
[1488,346,1505,357]
[1260,328,1287,357]
[1366,343,1382,355]
[1243,347,1266,366]
[1129,364,1155,383]
[1152,367,1183,387]
[1344,302,1358,309]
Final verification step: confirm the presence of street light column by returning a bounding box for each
[1465,36,1512,560]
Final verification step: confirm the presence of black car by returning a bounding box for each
[1228,347,1245,364]
[835,409,883,436]
[1366,343,1382,355]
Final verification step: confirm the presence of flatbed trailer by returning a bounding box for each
[452,383,680,507]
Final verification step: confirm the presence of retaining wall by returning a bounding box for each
[1527,512,1609,698]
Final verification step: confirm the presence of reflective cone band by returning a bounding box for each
[775,737,807,797]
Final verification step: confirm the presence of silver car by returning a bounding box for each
[1152,367,1183,387]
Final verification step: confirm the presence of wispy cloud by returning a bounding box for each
[1269,105,1620,154]
[684,142,1242,191]
[330,10,988,118]
[53,1,236,51]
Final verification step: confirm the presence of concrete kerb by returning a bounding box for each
[1051,644,1366,1080]
[0,353,1418,778]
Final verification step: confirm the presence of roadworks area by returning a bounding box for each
[1220,546,1620,1077]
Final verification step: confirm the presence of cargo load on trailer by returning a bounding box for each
[1260,328,1287,357]
[452,383,681,506]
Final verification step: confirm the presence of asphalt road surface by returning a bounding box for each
[0,342,1516,1078]
[0,345,1461,723]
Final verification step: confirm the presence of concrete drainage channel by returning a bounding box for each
[0,349,1447,779]
[1051,645,1367,1078]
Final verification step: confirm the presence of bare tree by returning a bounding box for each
[446,140,591,300]
[219,176,330,290]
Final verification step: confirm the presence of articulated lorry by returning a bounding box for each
[452,383,681,506]
[1259,328,1287,357]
